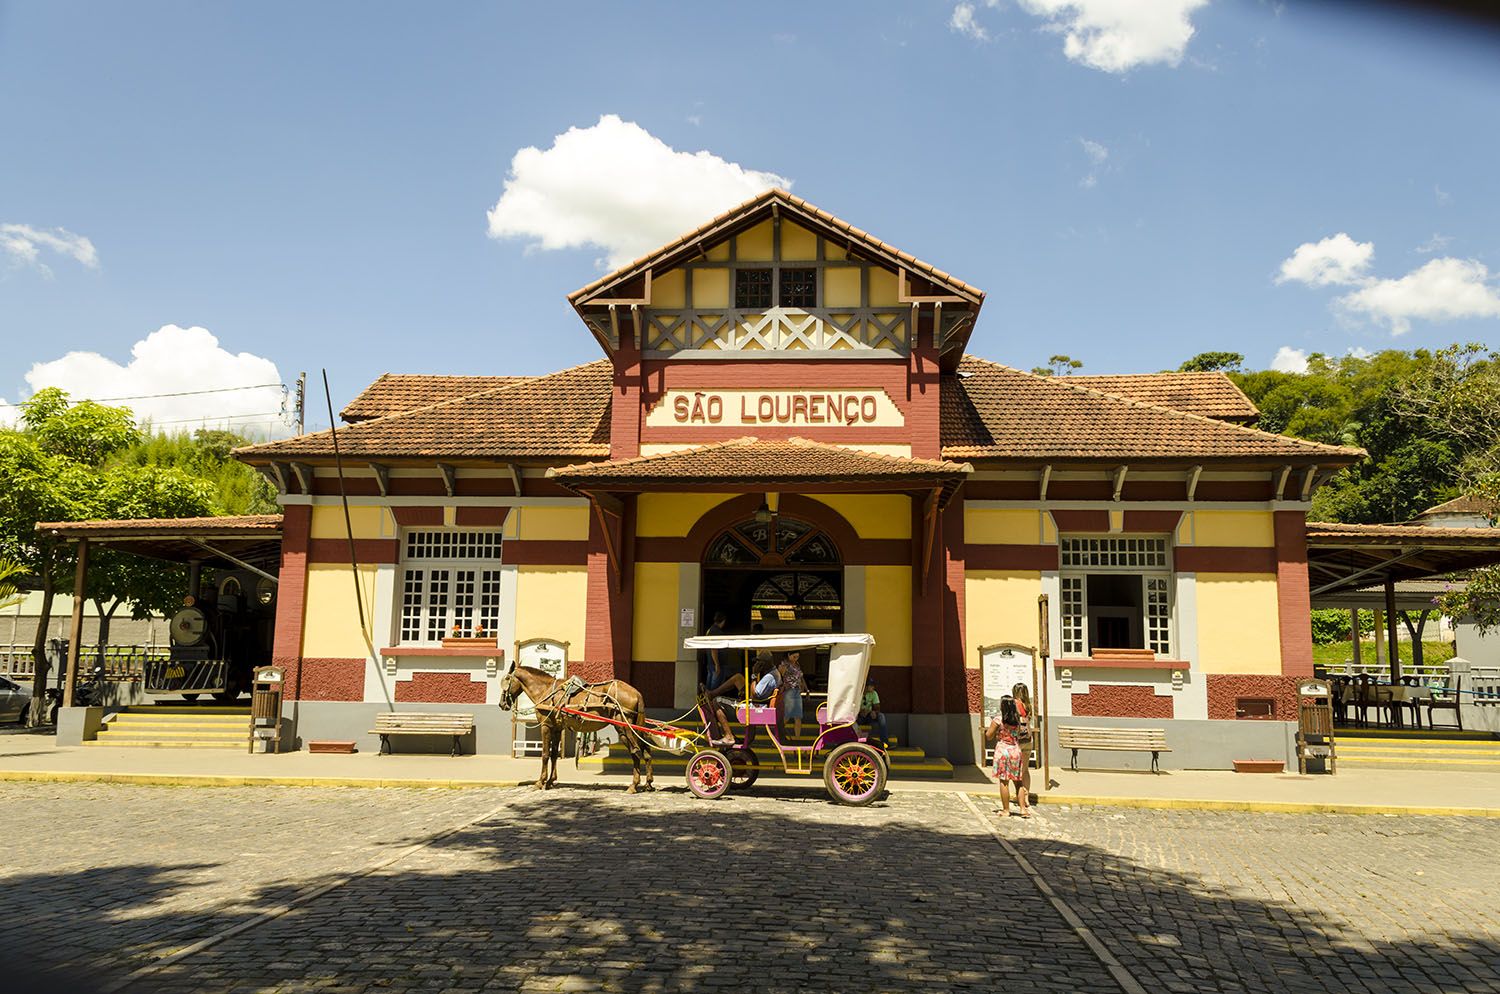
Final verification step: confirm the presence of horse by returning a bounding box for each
[499,664,655,793]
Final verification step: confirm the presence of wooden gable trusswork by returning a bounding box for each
[568,189,985,367]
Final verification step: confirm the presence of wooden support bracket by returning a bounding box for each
[369,462,390,498]
[290,462,313,495]
[438,463,457,498]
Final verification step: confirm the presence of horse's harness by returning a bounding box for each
[521,673,633,733]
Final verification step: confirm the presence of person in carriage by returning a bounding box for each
[700,651,789,745]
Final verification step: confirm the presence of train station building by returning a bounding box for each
[217,188,1441,766]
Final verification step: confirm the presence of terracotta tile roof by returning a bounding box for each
[341,375,532,422]
[548,437,972,492]
[1305,522,1500,544]
[235,361,612,462]
[1067,372,1258,423]
[35,515,283,537]
[1414,494,1500,519]
[568,188,985,305]
[942,356,1364,463]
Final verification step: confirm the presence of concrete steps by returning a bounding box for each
[88,705,250,750]
[1336,729,1500,771]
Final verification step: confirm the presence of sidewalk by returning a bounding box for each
[2,730,1497,815]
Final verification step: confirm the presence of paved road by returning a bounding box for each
[0,782,1496,993]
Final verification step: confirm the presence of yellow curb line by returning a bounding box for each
[0,770,531,790]
[954,788,1500,817]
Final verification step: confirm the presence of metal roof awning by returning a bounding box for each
[1305,522,1500,598]
[35,515,284,574]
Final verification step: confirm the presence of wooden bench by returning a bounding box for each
[1058,725,1170,774]
[370,712,474,756]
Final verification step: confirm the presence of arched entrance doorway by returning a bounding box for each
[701,514,843,640]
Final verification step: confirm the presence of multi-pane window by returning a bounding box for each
[399,530,503,644]
[778,267,817,308]
[1058,536,1173,657]
[734,268,773,308]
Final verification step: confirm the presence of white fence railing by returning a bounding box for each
[1321,661,1452,683]
[0,643,167,683]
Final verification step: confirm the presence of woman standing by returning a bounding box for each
[782,651,808,737]
[1010,682,1034,807]
[984,695,1031,818]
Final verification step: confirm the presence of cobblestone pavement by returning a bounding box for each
[3,782,1498,993]
[995,802,1500,994]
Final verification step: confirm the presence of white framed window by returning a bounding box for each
[399,529,503,644]
[1058,535,1173,657]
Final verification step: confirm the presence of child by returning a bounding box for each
[985,695,1031,818]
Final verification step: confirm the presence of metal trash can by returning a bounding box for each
[250,665,285,754]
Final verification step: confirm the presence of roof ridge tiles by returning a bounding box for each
[953,354,1363,459]
[235,358,611,457]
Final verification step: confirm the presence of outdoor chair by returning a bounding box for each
[1355,675,1393,728]
[1426,676,1463,731]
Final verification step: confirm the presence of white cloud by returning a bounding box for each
[16,325,292,436]
[486,115,791,269]
[1435,185,1452,206]
[1016,0,1209,72]
[1337,257,1500,335]
[1270,346,1308,373]
[1275,233,1373,287]
[1,223,99,275]
[1415,233,1452,254]
[1079,138,1109,188]
[950,3,990,41]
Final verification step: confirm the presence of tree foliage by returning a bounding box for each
[1031,354,1083,377]
[116,429,277,515]
[1178,351,1244,373]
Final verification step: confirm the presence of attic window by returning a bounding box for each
[735,269,772,309]
[779,267,817,308]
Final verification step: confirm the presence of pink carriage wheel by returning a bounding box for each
[823,742,886,806]
[686,749,730,799]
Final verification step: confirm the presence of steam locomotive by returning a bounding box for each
[148,569,276,702]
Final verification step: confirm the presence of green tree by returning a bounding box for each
[21,386,141,465]
[1178,351,1244,373]
[84,465,217,651]
[1032,354,1083,377]
[116,429,277,515]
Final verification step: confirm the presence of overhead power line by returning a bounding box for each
[0,382,286,410]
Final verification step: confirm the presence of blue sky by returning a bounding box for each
[1,1,1497,434]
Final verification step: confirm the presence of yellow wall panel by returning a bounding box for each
[636,493,736,538]
[705,241,729,261]
[1196,573,1282,674]
[633,562,680,661]
[692,268,729,309]
[652,269,685,308]
[865,566,912,667]
[518,506,589,541]
[301,563,377,657]
[735,221,774,261]
[310,505,390,540]
[1191,510,1275,548]
[868,267,899,307]
[780,220,817,260]
[824,267,861,307]
[810,494,911,539]
[965,508,1041,545]
[515,566,587,657]
[964,571,1043,668]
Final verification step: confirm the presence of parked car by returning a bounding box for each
[0,675,34,724]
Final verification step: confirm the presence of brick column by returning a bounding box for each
[273,503,312,699]
[942,493,968,714]
[583,496,635,683]
[1274,509,1314,678]
[910,497,945,713]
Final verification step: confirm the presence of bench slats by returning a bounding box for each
[370,713,475,756]
[1057,725,1170,773]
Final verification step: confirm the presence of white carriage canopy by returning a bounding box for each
[684,633,876,724]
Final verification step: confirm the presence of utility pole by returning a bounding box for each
[295,372,307,434]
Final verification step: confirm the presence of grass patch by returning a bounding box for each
[1312,640,1455,667]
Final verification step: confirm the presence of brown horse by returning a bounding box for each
[499,665,655,793]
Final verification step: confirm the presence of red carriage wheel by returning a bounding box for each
[686,749,731,799]
[823,742,886,806]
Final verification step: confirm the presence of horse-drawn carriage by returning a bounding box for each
[498,632,888,805]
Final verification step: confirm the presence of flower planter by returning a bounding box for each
[308,740,357,754]
[1232,759,1284,774]
[442,636,498,649]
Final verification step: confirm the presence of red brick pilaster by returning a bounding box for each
[610,322,642,460]
[583,495,635,683]
[1274,510,1314,678]
[273,503,311,699]
[942,491,968,714]
[910,496,945,713]
[906,315,942,460]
